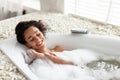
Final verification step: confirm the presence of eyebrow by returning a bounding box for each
[26,30,38,40]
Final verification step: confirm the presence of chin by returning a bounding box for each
[38,44,46,49]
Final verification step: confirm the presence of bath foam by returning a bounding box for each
[29,49,120,80]
[86,50,120,80]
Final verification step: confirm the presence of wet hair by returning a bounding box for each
[15,20,47,44]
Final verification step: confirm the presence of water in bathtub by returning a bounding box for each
[29,49,120,80]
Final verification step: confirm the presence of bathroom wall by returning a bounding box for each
[40,0,64,13]
[0,0,23,20]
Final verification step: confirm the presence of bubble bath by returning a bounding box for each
[29,49,120,80]
[86,56,120,80]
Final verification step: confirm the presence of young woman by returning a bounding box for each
[15,20,99,80]
[15,20,74,65]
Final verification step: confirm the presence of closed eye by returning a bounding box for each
[30,38,34,42]
[36,33,40,36]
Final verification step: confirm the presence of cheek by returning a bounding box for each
[30,42,36,47]
[43,37,45,41]
[27,42,35,48]
[42,36,45,41]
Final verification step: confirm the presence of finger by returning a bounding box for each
[44,53,50,56]
[28,50,35,56]
[49,52,56,56]
[40,54,45,58]
[27,50,32,55]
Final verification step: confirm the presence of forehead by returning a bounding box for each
[24,26,40,37]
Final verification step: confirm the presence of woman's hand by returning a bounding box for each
[27,49,75,65]
[27,49,45,59]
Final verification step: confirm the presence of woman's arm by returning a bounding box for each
[28,58,36,65]
[27,49,46,64]
[44,52,74,65]
[27,49,74,65]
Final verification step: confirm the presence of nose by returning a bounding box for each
[34,36,40,42]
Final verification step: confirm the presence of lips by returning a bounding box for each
[36,39,44,47]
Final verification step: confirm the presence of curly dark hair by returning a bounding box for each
[15,20,47,44]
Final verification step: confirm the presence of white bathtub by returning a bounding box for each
[46,33,120,56]
[1,33,120,80]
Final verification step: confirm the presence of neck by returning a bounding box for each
[37,47,50,53]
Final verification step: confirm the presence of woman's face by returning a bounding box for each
[24,26,46,50]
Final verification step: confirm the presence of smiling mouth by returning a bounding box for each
[36,40,44,47]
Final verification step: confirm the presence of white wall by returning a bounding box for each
[23,0,40,11]
[40,0,64,13]
[0,0,23,20]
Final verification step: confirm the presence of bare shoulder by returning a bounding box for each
[51,45,65,52]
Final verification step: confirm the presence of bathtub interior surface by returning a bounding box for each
[1,33,120,80]
[46,33,120,56]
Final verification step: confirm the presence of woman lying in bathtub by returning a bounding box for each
[15,20,75,65]
[15,20,99,80]
[15,20,119,80]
